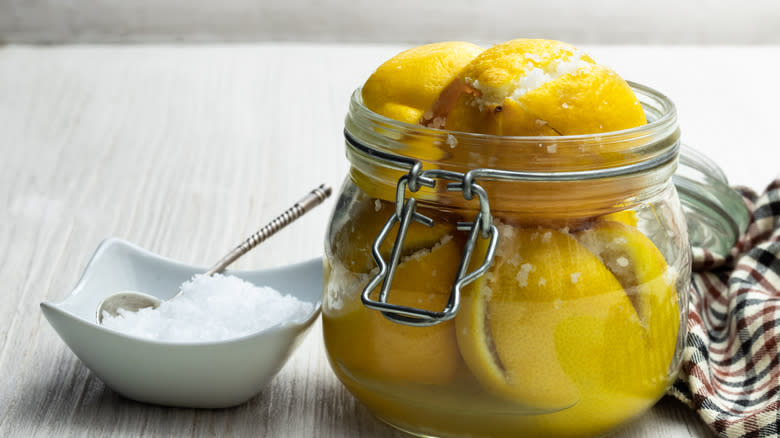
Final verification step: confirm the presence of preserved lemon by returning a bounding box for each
[324,38,685,438]
[358,41,483,202]
[362,41,483,126]
[456,224,637,409]
[442,39,645,136]
[324,196,464,385]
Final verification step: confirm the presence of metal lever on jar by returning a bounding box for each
[360,168,499,327]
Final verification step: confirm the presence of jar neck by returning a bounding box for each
[344,82,680,224]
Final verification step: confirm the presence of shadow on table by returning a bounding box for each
[652,396,717,438]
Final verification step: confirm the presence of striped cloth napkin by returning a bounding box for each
[669,179,780,437]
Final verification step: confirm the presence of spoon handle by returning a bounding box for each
[204,184,332,276]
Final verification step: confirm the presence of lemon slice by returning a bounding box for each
[456,223,640,409]
[366,233,465,384]
[576,220,680,391]
[523,222,680,435]
[325,230,465,385]
[331,196,455,273]
[326,193,467,384]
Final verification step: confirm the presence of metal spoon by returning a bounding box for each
[96,184,332,323]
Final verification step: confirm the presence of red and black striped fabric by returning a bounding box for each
[669,179,780,437]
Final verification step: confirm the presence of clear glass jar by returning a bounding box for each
[323,83,695,438]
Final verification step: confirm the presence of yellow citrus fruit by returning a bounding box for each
[523,221,680,436]
[330,195,455,273]
[362,41,483,126]
[324,230,465,385]
[359,42,483,201]
[367,233,465,384]
[431,39,648,224]
[575,220,680,389]
[452,220,679,435]
[456,223,641,409]
[600,209,638,227]
[443,39,646,136]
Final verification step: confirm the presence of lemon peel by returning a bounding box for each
[359,42,483,201]
[576,220,680,389]
[443,39,646,136]
[522,221,680,436]
[324,229,465,385]
[325,195,465,384]
[601,209,639,227]
[362,41,483,126]
[331,196,455,274]
[367,233,465,384]
[456,223,640,409]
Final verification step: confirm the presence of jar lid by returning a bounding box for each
[674,145,750,257]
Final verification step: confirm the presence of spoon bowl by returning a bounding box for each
[97,291,161,322]
[41,238,322,408]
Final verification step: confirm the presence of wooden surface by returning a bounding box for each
[4,43,779,437]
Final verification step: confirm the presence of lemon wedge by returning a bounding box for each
[576,220,680,391]
[325,196,465,385]
[362,41,483,125]
[456,223,640,409]
[358,41,483,201]
[443,39,646,136]
[331,196,455,273]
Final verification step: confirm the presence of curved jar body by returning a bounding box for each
[323,84,690,438]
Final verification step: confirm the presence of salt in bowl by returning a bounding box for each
[40,237,321,408]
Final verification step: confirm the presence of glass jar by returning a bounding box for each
[323,83,728,438]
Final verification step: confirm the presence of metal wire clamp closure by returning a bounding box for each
[346,129,680,327]
[360,164,499,327]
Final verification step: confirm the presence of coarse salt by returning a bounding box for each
[101,274,314,342]
[515,263,535,288]
[446,134,458,149]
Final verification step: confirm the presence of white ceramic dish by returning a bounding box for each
[40,237,322,408]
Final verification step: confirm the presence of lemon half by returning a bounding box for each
[443,39,646,136]
[362,41,483,126]
[455,224,641,409]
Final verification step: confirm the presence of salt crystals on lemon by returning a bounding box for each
[444,39,646,136]
[362,39,646,137]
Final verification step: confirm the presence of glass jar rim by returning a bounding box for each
[345,81,681,182]
[348,80,677,144]
[343,81,748,257]
[345,81,681,179]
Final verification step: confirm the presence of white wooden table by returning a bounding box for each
[2,43,778,437]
